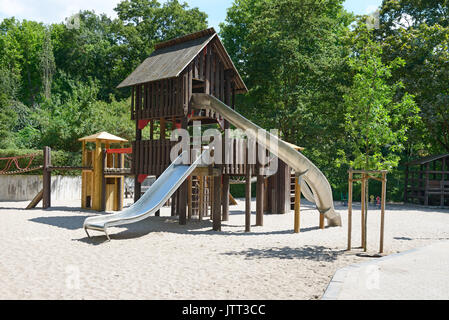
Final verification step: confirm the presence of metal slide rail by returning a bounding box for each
[190,93,342,227]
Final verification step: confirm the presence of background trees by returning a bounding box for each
[0,0,447,200]
[0,0,208,151]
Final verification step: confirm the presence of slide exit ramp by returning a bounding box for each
[191,93,342,227]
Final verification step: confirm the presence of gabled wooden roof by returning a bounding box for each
[78,132,128,143]
[117,28,247,94]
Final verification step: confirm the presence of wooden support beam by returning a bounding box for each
[199,176,204,221]
[134,124,142,203]
[347,170,353,250]
[222,174,230,221]
[361,173,366,250]
[256,171,264,227]
[212,173,222,231]
[245,166,252,232]
[101,149,107,211]
[188,176,193,220]
[27,189,43,210]
[380,172,387,254]
[42,146,51,209]
[81,141,87,209]
[294,175,301,233]
[179,182,188,225]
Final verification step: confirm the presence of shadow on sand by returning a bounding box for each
[221,245,345,262]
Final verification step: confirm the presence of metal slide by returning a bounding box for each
[83,151,206,240]
[191,93,342,227]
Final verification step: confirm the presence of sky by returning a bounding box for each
[0,0,383,30]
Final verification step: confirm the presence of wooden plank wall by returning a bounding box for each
[131,41,228,122]
[131,140,177,176]
[131,78,184,121]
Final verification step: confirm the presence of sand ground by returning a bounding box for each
[1,198,449,300]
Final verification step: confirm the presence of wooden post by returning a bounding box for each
[380,172,387,254]
[213,173,222,231]
[404,164,409,203]
[179,184,187,225]
[245,166,252,232]
[256,169,264,227]
[222,175,230,221]
[222,70,233,222]
[319,213,325,230]
[81,141,87,209]
[361,173,366,249]
[101,149,107,211]
[42,146,51,209]
[294,175,301,233]
[424,163,430,205]
[347,170,353,250]
[179,117,188,225]
[188,176,193,220]
[134,124,142,203]
[441,158,446,206]
[199,176,204,221]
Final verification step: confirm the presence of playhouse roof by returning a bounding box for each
[117,28,247,93]
[78,132,128,143]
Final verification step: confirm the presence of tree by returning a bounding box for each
[378,0,449,154]
[0,68,18,148]
[113,0,208,94]
[39,27,55,99]
[342,25,419,171]
[220,0,354,189]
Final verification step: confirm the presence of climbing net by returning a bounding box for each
[0,153,42,175]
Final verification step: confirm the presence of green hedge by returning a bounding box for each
[0,148,82,176]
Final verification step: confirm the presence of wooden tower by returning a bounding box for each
[79,132,128,211]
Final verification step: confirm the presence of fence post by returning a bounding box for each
[42,146,51,209]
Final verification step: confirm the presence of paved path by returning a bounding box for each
[322,241,449,300]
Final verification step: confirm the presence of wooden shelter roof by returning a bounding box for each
[406,154,449,166]
[117,28,247,94]
[78,132,128,143]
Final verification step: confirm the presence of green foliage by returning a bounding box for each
[221,0,354,191]
[379,0,449,154]
[0,0,448,203]
[0,0,207,153]
[341,25,420,170]
[0,68,18,149]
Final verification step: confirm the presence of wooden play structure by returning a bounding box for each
[347,169,387,254]
[79,132,129,212]
[404,154,449,206]
[116,28,311,232]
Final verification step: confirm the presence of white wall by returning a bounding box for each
[0,175,81,201]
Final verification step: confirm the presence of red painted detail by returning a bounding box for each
[175,122,182,129]
[138,119,150,130]
[106,148,132,154]
[138,174,148,184]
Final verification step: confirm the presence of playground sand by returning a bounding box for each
[1,199,449,300]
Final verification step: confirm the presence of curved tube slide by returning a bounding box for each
[191,93,342,227]
[83,150,207,240]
